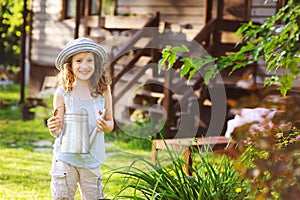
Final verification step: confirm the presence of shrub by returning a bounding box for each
[233,122,300,199]
[108,140,249,200]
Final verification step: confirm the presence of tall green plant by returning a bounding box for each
[108,140,248,199]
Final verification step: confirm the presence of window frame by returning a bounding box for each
[62,0,101,20]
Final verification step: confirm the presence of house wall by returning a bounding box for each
[116,0,278,39]
[28,0,278,97]
[116,0,206,40]
[29,0,77,97]
[29,0,278,66]
[30,0,75,66]
[251,0,277,23]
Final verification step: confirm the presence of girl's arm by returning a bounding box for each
[97,85,114,133]
[47,89,65,137]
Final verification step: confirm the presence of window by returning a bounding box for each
[90,0,100,15]
[65,0,76,19]
[63,0,101,19]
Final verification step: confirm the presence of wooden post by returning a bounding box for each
[150,13,160,77]
[162,70,174,138]
[184,146,192,176]
[245,0,252,21]
[151,143,157,165]
[205,0,213,23]
[19,0,28,104]
[213,0,224,57]
[74,0,81,39]
[276,0,287,13]
[83,0,90,36]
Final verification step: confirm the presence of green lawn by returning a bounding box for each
[0,148,52,199]
[0,84,153,199]
[0,118,152,199]
[0,145,151,199]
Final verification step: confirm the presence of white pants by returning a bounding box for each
[50,159,104,200]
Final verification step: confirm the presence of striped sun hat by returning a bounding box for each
[55,37,108,70]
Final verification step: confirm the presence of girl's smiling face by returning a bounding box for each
[71,52,95,81]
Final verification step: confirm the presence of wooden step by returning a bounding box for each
[133,37,152,49]
[127,103,164,114]
[116,55,151,67]
[137,90,164,99]
[133,92,163,106]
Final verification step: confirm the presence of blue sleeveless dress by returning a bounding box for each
[52,86,106,168]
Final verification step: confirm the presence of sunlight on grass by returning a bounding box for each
[0,84,21,101]
[0,147,152,199]
[0,86,154,199]
[0,119,53,150]
[102,149,153,198]
[0,149,52,200]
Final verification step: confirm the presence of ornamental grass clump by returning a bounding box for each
[108,140,248,200]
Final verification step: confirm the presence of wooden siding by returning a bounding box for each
[251,0,277,23]
[116,0,206,39]
[115,0,278,39]
[29,0,76,97]
[30,0,75,67]
[29,0,279,67]
[28,0,279,98]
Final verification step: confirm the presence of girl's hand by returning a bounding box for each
[47,109,63,137]
[96,117,107,132]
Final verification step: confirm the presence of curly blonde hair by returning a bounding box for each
[59,53,112,96]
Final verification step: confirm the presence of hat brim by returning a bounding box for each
[55,42,108,70]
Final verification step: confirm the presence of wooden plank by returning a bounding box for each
[152,136,236,175]
[105,15,151,29]
[117,6,204,15]
[251,8,276,16]
[28,64,58,98]
[160,15,205,24]
[118,0,204,6]
[153,136,233,147]
[85,16,105,28]
[31,22,74,30]
[252,0,276,6]
[116,55,152,67]
[136,90,165,99]
[31,47,59,55]
[250,17,268,24]
[41,76,59,91]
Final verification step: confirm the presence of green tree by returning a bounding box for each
[159,0,300,96]
[0,0,29,67]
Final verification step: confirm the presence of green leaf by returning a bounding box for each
[167,53,177,69]
[231,62,248,73]
[180,58,193,78]
[204,65,217,84]
[279,74,293,88]
[193,56,217,70]
[158,54,170,73]
[188,68,198,80]
[171,45,190,53]
[264,75,279,86]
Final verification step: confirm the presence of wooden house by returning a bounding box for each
[27,0,286,138]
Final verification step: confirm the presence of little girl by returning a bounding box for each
[47,37,114,200]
